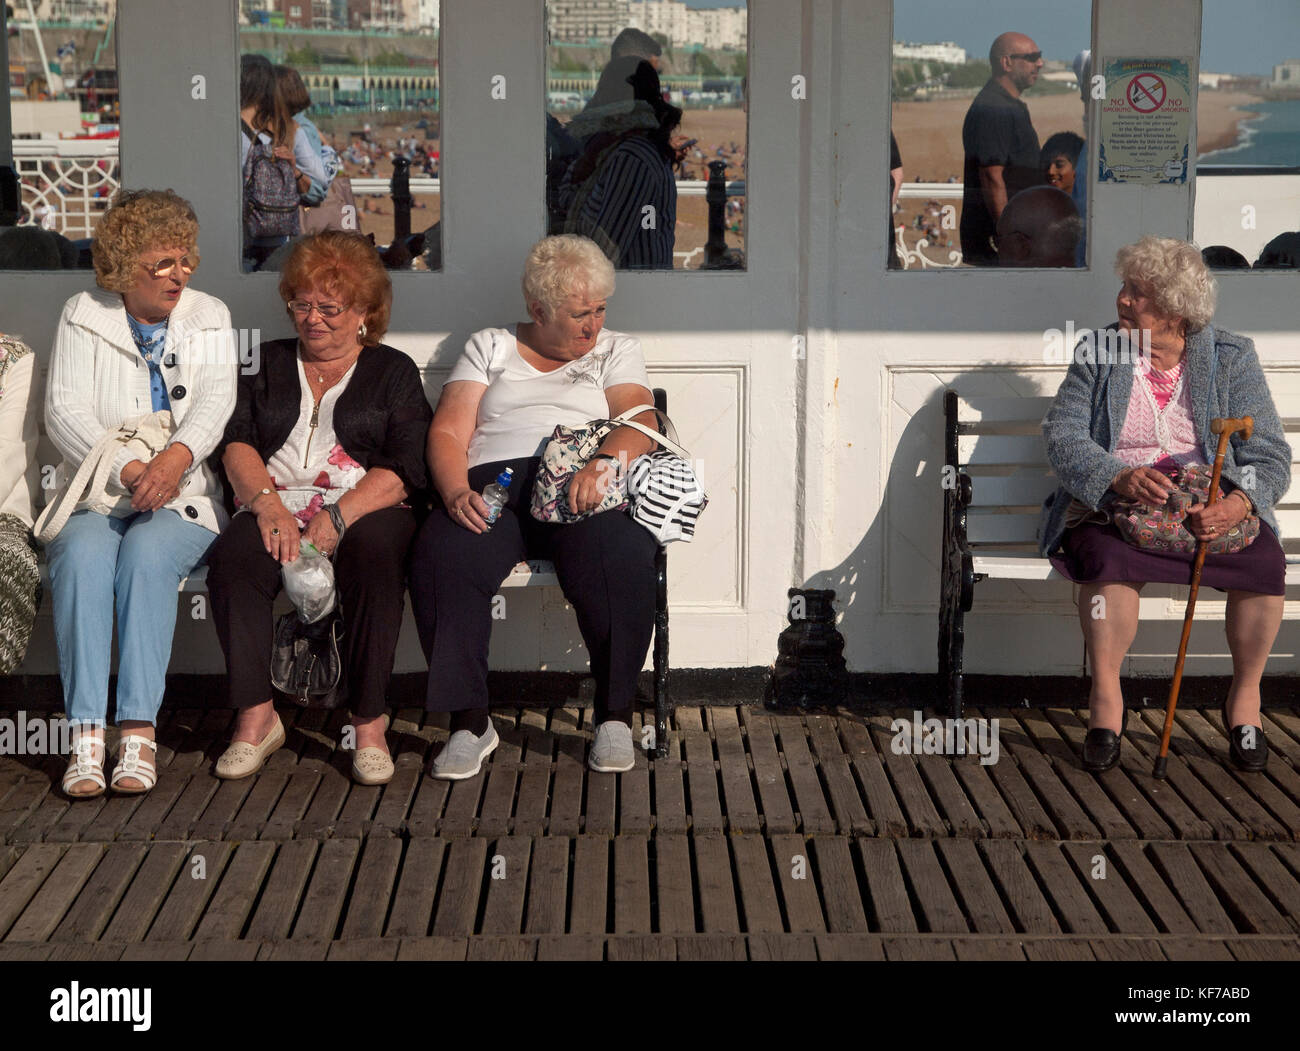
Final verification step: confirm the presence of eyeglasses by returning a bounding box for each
[1008,51,1042,63]
[287,300,346,318]
[141,255,197,278]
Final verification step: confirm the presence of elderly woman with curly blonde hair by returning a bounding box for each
[1040,236,1291,774]
[45,188,237,798]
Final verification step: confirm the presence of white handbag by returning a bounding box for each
[34,410,175,544]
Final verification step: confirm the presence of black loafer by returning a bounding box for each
[1221,702,1268,772]
[1082,708,1129,773]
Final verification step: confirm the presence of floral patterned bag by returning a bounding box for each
[529,406,648,524]
[1111,462,1259,555]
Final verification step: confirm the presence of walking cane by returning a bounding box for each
[1153,416,1253,779]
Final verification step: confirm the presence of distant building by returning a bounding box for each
[892,41,967,64]
[1273,59,1300,88]
[548,0,631,44]
[23,0,114,20]
[626,1,747,50]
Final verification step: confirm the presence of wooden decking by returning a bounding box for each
[1,702,1299,961]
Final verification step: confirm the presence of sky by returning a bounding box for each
[893,0,1300,76]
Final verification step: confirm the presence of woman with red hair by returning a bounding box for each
[206,231,431,785]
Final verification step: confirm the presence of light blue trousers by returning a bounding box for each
[46,509,215,726]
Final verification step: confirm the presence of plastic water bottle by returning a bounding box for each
[482,467,514,526]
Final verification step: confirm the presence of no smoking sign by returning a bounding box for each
[1127,73,1166,112]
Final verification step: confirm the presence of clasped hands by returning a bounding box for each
[119,443,191,513]
[1111,465,1251,542]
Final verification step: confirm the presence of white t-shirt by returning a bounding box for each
[262,356,367,528]
[447,325,651,468]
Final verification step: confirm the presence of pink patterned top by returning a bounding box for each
[1114,358,1200,473]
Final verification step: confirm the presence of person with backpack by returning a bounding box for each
[239,55,326,271]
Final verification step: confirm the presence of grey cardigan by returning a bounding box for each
[1038,324,1291,556]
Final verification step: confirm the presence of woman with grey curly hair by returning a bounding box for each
[44,188,237,798]
[409,235,661,779]
[1039,236,1291,774]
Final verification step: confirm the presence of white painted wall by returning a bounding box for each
[5,0,1300,682]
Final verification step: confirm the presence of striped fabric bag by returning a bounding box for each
[627,449,708,544]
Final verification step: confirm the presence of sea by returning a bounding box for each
[1198,98,1300,167]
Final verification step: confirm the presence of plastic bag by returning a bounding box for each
[282,540,336,623]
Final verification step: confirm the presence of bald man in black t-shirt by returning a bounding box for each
[960,32,1045,266]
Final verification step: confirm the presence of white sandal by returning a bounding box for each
[110,734,158,795]
[62,733,107,800]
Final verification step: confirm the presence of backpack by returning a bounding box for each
[241,119,300,239]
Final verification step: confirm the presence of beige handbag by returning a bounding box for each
[34,410,175,544]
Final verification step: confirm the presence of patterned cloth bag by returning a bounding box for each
[1111,462,1259,555]
[530,405,647,524]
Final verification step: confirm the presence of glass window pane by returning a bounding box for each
[890,2,1092,270]
[2,3,119,271]
[1194,1,1300,271]
[545,1,748,271]
[238,1,441,272]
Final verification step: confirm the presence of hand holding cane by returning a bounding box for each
[1153,416,1253,779]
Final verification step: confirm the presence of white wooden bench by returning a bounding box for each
[939,388,1300,718]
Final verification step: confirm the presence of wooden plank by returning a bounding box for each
[385,838,447,938]
[740,709,798,834]
[855,840,917,933]
[0,843,64,938]
[896,840,968,933]
[291,838,360,939]
[864,715,947,837]
[1189,843,1288,934]
[952,937,1027,960]
[606,934,676,960]
[1090,938,1165,961]
[259,764,323,840]
[966,512,1041,546]
[326,938,400,961]
[243,840,319,941]
[583,748,618,838]
[49,843,147,942]
[333,772,382,840]
[439,768,486,838]
[806,716,871,835]
[945,739,1023,838]
[710,707,761,833]
[683,730,724,834]
[979,840,1062,934]
[770,833,826,933]
[1228,938,1300,961]
[99,842,189,942]
[224,749,296,842]
[189,939,261,961]
[771,716,835,834]
[1106,841,1199,935]
[476,723,522,837]
[1022,842,1109,934]
[118,709,230,842]
[836,716,908,838]
[0,773,56,843]
[549,734,585,837]
[405,769,450,838]
[1060,842,1159,935]
[1229,844,1300,933]
[1146,843,1238,934]
[257,940,329,961]
[1042,709,1174,840]
[935,839,1015,933]
[145,841,233,942]
[513,720,553,836]
[1160,937,1236,961]
[479,837,531,935]
[676,934,746,961]
[995,714,1099,840]
[730,834,783,933]
[43,788,109,843]
[883,937,957,960]
[188,777,255,842]
[1024,940,1095,960]
[693,835,740,933]
[535,934,603,960]
[338,837,404,938]
[523,836,570,935]
[568,837,609,935]
[747,933,817,960]
[958,432,1048,467]
[618,712,652,835]
[5,843,102,942]
[956,395,1054,426]
[815,934,886,961]
[5,761,69,845]
[652,834,696,934]
[811,837,868,932]
[466,936,536,961]
[190,841,277,940]
[612,836,651,934]
[46,942,126,961]
[0,943,53,961]
[396,937,468,961]
[369,757,423,835]
[916,754,985,838]
[431,837,488,937]
[153,769,222,841]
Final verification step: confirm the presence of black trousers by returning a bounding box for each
[409,457,658,718]
[207,506,416,717]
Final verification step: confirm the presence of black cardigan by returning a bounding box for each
[211,338,433,509]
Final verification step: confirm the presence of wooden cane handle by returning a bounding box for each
[1211,416,1253,440]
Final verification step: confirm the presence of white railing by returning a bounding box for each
[346,177,745,198]
[12,139,120,240]
[896,182,965,268]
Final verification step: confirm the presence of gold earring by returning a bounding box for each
[358,322,368,340]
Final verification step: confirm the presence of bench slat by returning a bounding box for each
[956,396,1054,424]
[958,434,1049,467]
[967,470,1057,507]
[972,553,1300,588]
[966,513,1040,545]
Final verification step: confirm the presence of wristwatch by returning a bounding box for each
[592,453,623,479]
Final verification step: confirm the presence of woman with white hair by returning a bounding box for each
[1040,236,1291,773]
[409,234,660,778]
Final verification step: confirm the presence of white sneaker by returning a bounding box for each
[589,721,635,773]
[431,723,499,781]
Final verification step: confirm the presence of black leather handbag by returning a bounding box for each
[270,609,347,709]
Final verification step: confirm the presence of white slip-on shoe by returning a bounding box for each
[430,723,499,781]
[215,715,285,780]
[588,721,635,773]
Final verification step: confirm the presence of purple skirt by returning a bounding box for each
[1050,520,1286,596]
